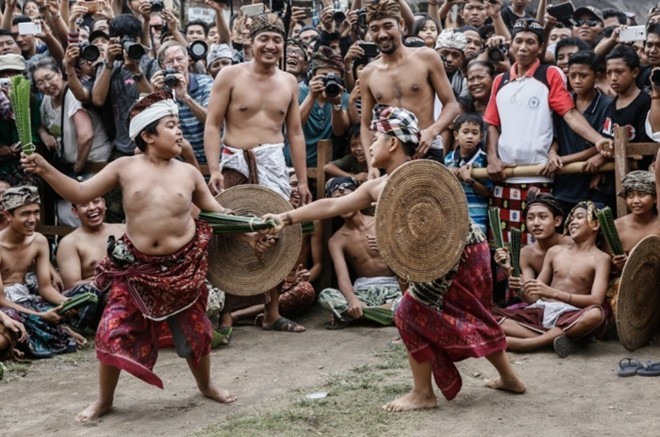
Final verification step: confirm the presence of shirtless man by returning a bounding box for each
[318,177,401,328]
[0,186,79,357]
[57,197,125,289]
[359,0,460,178]
[496,202,611,358]
[204,13,310,333]
[23,91,237,421]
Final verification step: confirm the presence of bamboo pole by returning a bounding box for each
[471,161,614,179]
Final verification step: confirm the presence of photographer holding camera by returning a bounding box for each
[91,14,154,157]
[295,45,350,168]
[150,40,213,164]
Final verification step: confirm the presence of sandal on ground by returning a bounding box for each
[262,316,305,333]
[553,335,579,358]
[617,357,642,377]
[637,360,660,377]
[211,326,233,348]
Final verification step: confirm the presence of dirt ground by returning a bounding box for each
[1,306,659,437]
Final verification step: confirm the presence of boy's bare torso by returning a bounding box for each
[547,245,604,296]
[615,214,660,253]
[222,64,294,149]
[59,223,125,283]
[335,215,393,279]
[118,157,199,255]
[364,49,436,129]
[0,231,45,286]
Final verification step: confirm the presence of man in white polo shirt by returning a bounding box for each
[484,18,612,244]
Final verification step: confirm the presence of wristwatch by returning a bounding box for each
[104,60,114,69]
[132,72,144,81]
[332,104,342,111]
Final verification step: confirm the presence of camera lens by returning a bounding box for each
[151,0,164,12]
[81,44,100,62]
[488,47,505,63]
[188,40,208,62]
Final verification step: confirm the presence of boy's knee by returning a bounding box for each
[579,308,603,329]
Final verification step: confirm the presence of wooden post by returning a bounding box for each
[614,126,630,218]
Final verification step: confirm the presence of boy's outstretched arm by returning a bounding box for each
[21,153,121,205]
[263,179,378,233]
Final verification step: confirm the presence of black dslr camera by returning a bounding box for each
[487,44,508,63]
[162,68,178,88]
[150,0,164,12]
[120,36,146,60]
[356,9,367,29]
[323,73,343,98]
[79,41,100,62]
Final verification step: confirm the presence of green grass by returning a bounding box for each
[195,343,432,437]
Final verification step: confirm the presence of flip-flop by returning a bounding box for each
[262,316,305,333]
[211,327,232,348]
[617,357,641,377]
[637,360,660,377]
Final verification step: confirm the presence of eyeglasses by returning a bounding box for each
[151,24,163,31]
[575,19,600,27]
[34,72,58,88]
[512,19,543,31]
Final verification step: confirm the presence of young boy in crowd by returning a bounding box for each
[265,106,526,412]
[552,50,614,217]
[444,113,492,234]
[323,125,369,183]
[21,91,237,421]
[495,202,611,358]
[494,190,570,302]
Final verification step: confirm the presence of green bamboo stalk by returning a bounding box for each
[199,211,276,234]
[57,292,98,315]
[510,227,522,277]
[489,207,505,249]
[10,75,34,154]
[596,207,624,255]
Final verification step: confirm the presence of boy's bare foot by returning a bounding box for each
[75,399,113,422]
[199,383,237,404]
[382,390,437,412]
[484,376,527,394]
[63,326,88,349]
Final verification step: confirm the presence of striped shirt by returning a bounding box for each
[178,73,214,164]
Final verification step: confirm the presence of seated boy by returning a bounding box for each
[323,125,369,183]
[318,177,402,328]
[264,106,525,412]
[0,309,27,360]
[444,112,492,234]
[607,170,659,315]
[22,91,237,421]
[495,201,611,358]
[494,190,570,303]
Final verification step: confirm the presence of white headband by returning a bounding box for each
[129,99,179,141]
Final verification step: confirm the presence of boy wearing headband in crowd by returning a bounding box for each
[22,91,237,422]
[0,186,81,357]
[359,0,460,176]
[606,170,659,318]
[264,106,526,412]
[205,13,311,334]
[496,202,610,358]
[317,176,402,329]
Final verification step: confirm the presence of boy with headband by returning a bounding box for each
[264,106,526,412]
[21,91,237,422]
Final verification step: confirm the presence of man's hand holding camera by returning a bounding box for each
[150,69,189,101]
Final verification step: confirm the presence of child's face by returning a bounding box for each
[606,58,638,95]
[625,190,656,215]
[368,132,393,169]
[525,204,561,240]
[350,136,366,163]
[556,45,579,75]
[453,121,482,154]
[146,115,183,156]
[567,63,597,96]
[566,207,597,239]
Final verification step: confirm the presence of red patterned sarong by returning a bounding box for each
[94,221,213,388]
[489,182,552,245]
[395,240,507,401]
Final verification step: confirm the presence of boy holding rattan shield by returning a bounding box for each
[264,105,526,412]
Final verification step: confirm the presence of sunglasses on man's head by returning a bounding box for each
[575,19,600,27]
[512,19,543,30]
